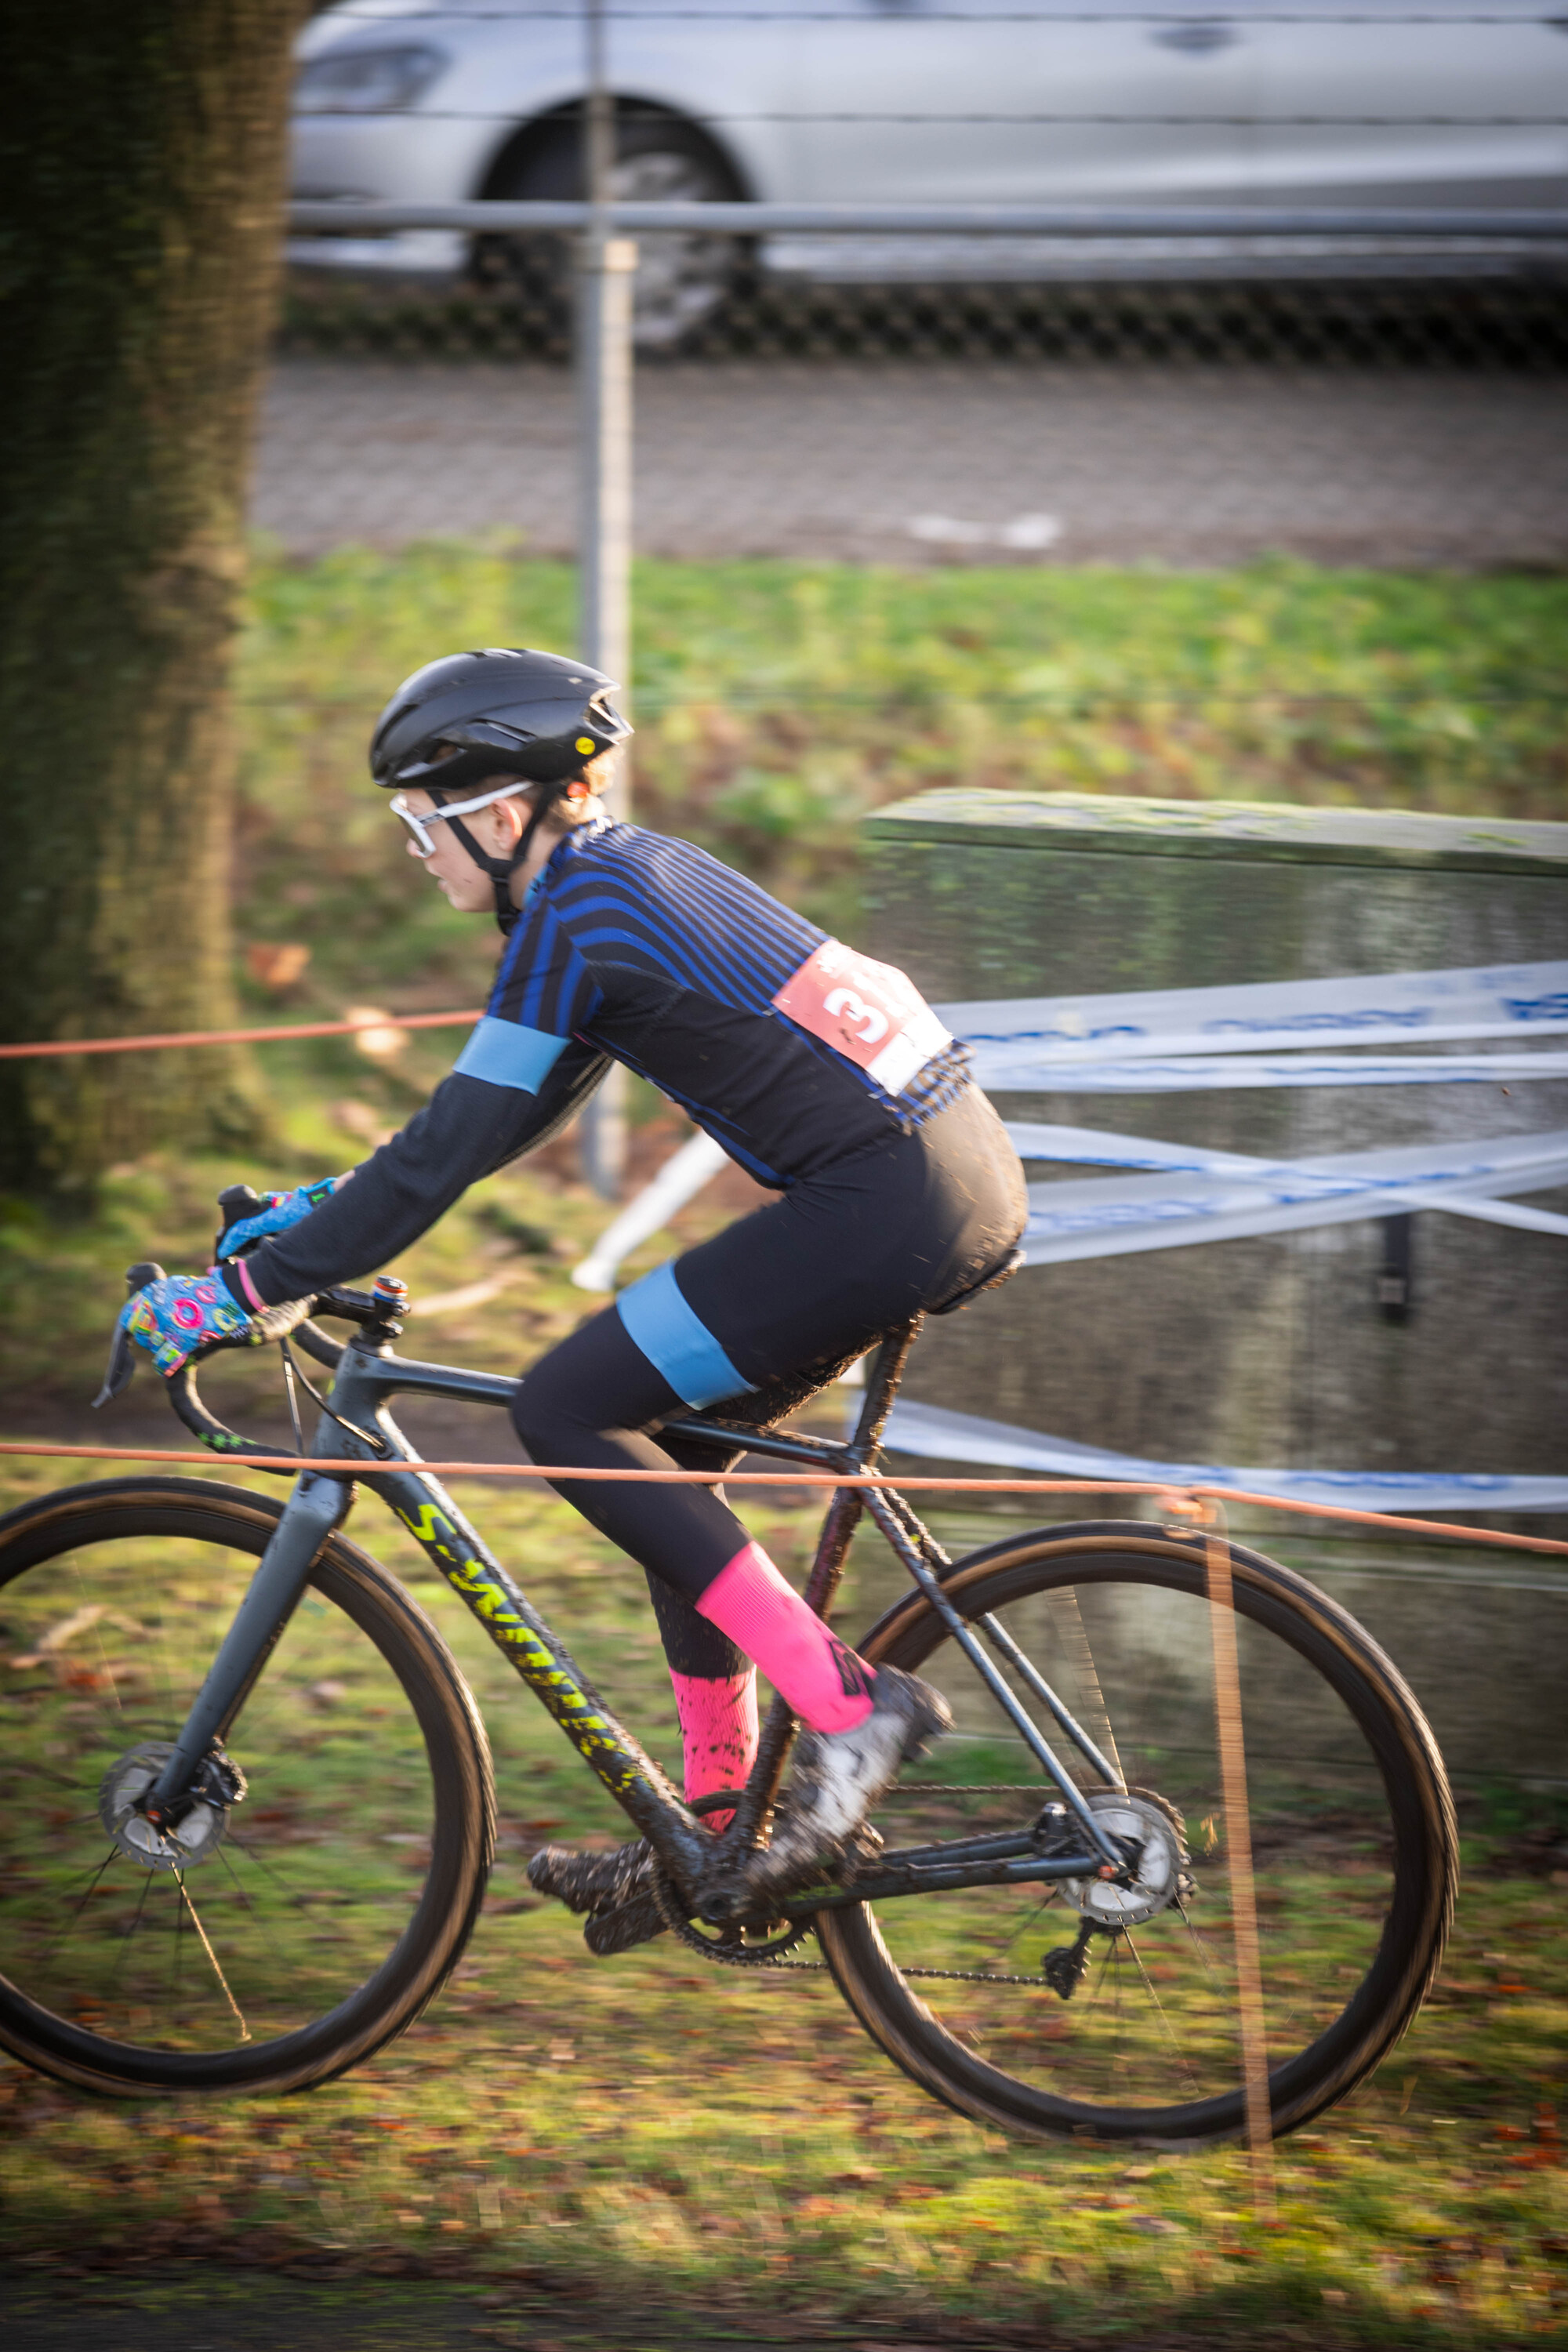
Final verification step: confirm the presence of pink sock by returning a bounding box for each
[670,1668,758,1834]
[697,1541,875,1736]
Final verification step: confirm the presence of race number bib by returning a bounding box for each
[771,941,953,1097]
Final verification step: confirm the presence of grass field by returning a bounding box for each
[2,1449,1566,2344]
[237,544,1568,1004]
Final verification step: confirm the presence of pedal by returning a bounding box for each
[583,1893,668,1957]
[528,1838,649,1917]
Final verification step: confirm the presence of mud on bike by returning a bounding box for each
[0,1203,1457,2142]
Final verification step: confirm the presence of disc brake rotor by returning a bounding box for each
[98,1740,241,1873]
[1060,1788,1192,1929]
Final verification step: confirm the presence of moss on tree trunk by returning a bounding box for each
[0,2,305,1202]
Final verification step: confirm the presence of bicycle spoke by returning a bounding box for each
[1048,1585,1125,1791]
[173,1873,251,2044]
[979,1890,1053,1970]
[34,1846,122,1973]
[214,1842,263,1919]
[107,1867,154,1989]
[1122,1928,1206,2096]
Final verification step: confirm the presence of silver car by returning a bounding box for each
[289,0,1568,343]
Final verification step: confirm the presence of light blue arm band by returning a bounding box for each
[615,1261,747,1409]
[453,1015,569,1094]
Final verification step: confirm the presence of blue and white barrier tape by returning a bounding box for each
[942,958,1568,1092]
[880,1398,1568,1517]
[977,1051,1568,1093]
[1003,1121,1568,1261]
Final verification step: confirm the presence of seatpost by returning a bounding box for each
[851,1316,922,1463]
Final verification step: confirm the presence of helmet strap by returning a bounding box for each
[442,780,567,935]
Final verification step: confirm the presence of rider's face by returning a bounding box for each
[399,783,531,912]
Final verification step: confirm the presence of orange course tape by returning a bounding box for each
[4,1020,1563,1561]
[0,1011,482,1060]
[1,1441,1564,1557]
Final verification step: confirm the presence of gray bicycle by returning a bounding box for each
[0,1189,1457,2140]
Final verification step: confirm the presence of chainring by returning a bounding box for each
[651,1868,814,1965]
[651,1788,813,1966]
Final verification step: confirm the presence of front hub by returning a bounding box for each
[98,1740,245,1873]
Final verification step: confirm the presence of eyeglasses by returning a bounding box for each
[388,780,533,858]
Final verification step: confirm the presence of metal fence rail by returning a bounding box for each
[289,201,1568,238]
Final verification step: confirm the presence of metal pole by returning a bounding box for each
[575,0,633,1200]
[575,238,635,694]
[1203,1504,1276,2216]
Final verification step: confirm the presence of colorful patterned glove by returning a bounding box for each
[119,1273,259,1379]
[216,1177,341,1259]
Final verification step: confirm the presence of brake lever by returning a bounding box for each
[215,1181,263,1261]
[91,1260,166,1410]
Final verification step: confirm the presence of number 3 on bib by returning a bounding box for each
[772,942,953,1096]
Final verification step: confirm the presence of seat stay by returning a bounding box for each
[862,1486,1126,1868]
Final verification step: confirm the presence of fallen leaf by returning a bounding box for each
[245,942,311,991]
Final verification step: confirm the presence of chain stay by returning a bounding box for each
[659,1785,1079,1972]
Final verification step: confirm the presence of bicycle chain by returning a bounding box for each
[764,1958,1068,1982]
[650,1882,1061,1982]
[881,1784,1054,1797]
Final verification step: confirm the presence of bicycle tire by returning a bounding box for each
[0,1477,494,2097]
[818,1520,1456,2145]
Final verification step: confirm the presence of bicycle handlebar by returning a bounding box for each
[91,1191,387,1468]
[169,1287,384,1465]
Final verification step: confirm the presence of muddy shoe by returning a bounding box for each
[583,1890,668,1957]
[527,1838,651,1918]
[747,1665,953,1900]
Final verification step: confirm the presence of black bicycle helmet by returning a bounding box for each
[370,648,632,929]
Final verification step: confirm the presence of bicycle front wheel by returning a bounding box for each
[818,1520,1455,2145]
[0,1477,494,2096]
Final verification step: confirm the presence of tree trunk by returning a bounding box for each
[0,1,305,1203]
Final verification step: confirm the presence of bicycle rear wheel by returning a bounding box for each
[818,1520,1455,2145]
[0,1478,494,2096]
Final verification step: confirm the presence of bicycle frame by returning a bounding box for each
[145,1312,1129,1918]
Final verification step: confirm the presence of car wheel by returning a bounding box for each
[478,117,746,351]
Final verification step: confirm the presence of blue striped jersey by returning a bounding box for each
[454,817,970,1186]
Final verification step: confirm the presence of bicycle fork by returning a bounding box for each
[143,1471,352,1831]
[142,1447,723,1893]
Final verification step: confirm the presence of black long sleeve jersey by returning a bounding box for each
[240,817,972,1308]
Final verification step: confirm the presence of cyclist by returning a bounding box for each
[118,648,1027,1945]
